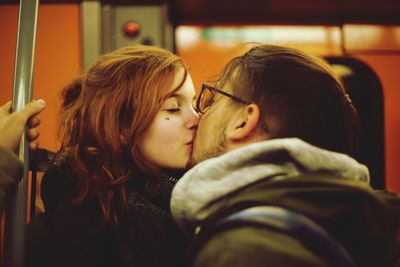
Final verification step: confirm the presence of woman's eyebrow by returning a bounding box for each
[166,93,180,100]
[167,93,196,101]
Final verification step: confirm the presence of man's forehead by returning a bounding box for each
[216,81,234,94]
[217,68,239,93]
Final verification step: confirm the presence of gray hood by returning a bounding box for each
[171,138,370,236]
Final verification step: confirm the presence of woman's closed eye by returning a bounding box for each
[164,108,181,113]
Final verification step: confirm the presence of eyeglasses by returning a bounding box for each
[196,84,251,114]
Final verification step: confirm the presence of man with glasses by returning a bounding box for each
[171,44,400,267]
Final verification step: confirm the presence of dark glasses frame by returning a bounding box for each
[196,84,251,114]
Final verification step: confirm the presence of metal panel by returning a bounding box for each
[115,6,163,48]
[81,1,101,71]
[101,4,173,52]
[101,4,116,54]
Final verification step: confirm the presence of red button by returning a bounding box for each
[123,21,141,38]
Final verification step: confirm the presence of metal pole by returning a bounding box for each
[4,0,39,266]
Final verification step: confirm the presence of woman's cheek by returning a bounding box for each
[155,116,182,138]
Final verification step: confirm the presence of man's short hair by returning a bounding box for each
[217,44,360,156]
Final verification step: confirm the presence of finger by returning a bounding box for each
[28,116,41,128]
[27,128,39,141]
[29,140,39,151]
[19,99,46,121]
[0,101,12,116]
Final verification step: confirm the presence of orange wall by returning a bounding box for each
[0,3,81,260]
[353,54,400,192]
[0,4,82,152]
[0,3,81,257]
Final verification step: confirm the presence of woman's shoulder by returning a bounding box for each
[41,154,78,215]
[41,154,77,190]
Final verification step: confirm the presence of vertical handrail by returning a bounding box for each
[4,0,39,266]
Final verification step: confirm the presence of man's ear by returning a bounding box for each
[226,104,261,142]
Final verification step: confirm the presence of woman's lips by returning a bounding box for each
[186,141,194,150]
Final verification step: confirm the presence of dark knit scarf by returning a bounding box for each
[119,176,188,267]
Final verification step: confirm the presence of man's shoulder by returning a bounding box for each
[193,225,331,267]
[196,175,400,267]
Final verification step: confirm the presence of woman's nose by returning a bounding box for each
[186,107,199,129]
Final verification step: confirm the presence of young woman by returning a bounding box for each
[27,45,198,267]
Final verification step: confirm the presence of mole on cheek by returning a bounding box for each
[165,117,170,120]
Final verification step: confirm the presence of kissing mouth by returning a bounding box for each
[186,140,194,150]
[186,140,194,146]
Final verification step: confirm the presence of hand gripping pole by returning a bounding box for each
[4,0,39,266]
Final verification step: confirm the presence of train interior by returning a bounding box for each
[0,0,399,264]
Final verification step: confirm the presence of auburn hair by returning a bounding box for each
[57,45,187,225]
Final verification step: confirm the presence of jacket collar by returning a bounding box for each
[171,138,370,236]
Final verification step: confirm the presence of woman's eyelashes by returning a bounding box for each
[165,108,181,113]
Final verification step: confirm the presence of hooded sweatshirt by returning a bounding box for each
[171,138,400,267]
[171,138,370,235]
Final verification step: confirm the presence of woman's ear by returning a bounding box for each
[226,104,261,142]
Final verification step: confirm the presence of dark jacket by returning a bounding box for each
[26,157,188,267]
[192,176,400,267]
[170,139,399,267]
[0,146,23,213]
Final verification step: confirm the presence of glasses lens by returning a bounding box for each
[200,87,215,113]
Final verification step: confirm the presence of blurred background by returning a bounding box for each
[0,0,399,203]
